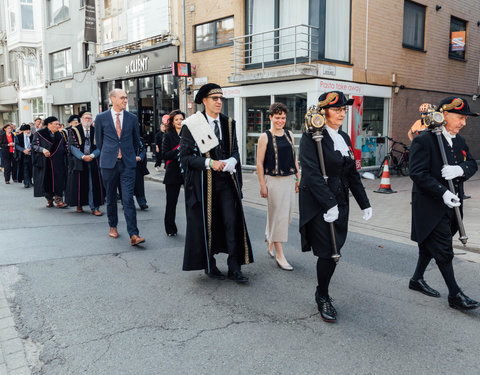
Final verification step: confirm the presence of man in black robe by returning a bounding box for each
[32,116,68,208]
[180,83,253,283]
[14,124,33,187]
[66,112,104,215]
[409,96,479,310]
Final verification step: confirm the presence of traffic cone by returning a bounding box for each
[375,160,397,194]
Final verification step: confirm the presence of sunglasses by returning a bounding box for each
[329,107,348,113]
[208,96,225,102]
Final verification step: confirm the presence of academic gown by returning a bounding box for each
[299,129,370,259]
[14,133,33,183]
[409,131,477,244]
[179,112,253,272]
[65,125,105,208]
[32,128,68,197]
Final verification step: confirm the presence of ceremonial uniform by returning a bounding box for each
[66,124,105,213]
[32,118,68,207]
[409,96,479,310]
[180,83,253,283]
[299,91,372,322]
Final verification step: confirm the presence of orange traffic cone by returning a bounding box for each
[375,160,397,194]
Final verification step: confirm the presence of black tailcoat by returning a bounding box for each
[299,129,370,258]
[32,128,68,197]
[65,125,105,208]
[162,130,183,185]
[134,139,149,198]
[409,131,477,244]
[179,113,253,271]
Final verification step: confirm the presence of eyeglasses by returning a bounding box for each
[208,96,224,102]
[330,107,348,113]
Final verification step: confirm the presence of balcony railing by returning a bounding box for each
[231,24,319,75]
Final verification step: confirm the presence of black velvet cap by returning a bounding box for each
[44,116,58,126]
[20,124,31,131]
[194,83,223,104]
[67,114,80,123]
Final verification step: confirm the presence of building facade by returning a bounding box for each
[180,0,480,167]
[94,0,181,148]
[0,0,45,127]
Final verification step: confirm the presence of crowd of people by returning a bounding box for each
[1,84,479,323]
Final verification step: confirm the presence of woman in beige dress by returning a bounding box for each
[256,102,300,270]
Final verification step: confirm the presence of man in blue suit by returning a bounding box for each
[95,88,145,246]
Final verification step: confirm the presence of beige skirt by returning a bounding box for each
[265,175,295,243]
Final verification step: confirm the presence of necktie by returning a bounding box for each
[25,134,30,150]
[213,120,220,140]
[84,129,91,154]
[116,113,122,158]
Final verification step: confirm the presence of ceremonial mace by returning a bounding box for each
[305,96,340,262]
[423,100,468,246]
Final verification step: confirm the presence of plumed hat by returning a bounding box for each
[194,83,223,104]
[438,97,478,117]
[317,91,354,109]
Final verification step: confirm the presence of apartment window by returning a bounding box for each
[47,0,70,26]
[0,65,4,83]
[50,49,72,80]
[8,0,16,32]
[32,97,45,119]
[402,0,426,51]
[195,17,234,51]
[449,17,467,60]
[80,0,85,7]
[247,0,351,65]
[21,0,34,30]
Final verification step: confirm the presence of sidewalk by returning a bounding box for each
[146,162,480,253]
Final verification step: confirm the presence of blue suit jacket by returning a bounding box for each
[95,110,140,169]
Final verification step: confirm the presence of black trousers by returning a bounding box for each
[211,175,240,273]
[164,183,182,234]
[3,152,17,182]
[23,156,32,185]
[419,211,455,265]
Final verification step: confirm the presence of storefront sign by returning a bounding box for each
[126,56,149,74]
[172,62,191,77]
[84,0,97,43]
[350,96,363,170]
[319,79,363,95]
[194,77,208,86]
[322,65,336,77]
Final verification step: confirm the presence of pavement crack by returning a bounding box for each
[113,253,131,269]
[149,261,167,275]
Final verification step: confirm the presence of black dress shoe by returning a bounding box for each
[140,205,149,210]
[205,266,225,280]
[315,292,336,323]
[228,270,248,283]
[167,232,177,237]
[448,291,480,310]
[409,279,440,298]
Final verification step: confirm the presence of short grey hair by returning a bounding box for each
[109,88,124,99]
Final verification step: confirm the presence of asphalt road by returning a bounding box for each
[0,180,479,375]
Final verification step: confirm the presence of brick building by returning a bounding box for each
[179,0,480,168]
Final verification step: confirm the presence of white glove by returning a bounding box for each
[323,205,339,223]
[442,190,461,208]
[441,165,464,180]
[221,157,237,174]
[362,207,372,221]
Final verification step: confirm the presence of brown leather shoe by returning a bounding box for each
[92,210,103,216]
[46,200,54,208]
[76,206,84,213]
[130,234,145,246]
[56,201,68,208]
[109,227,119,238]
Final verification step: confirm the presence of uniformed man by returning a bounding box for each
[409,96,479,310]
[179,83,253,283]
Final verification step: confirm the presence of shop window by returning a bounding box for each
[47,0,70,26]
[361,97,388,167]
[50,49,72,80]
[21,0,34,30]
[402,0,425,51]
[449,17,467,60]
[274,93,307,134]
[245,96,271,165]
[195,17,234,51]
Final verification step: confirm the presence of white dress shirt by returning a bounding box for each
[205,113,222,140]
[326,125,350,156]
[24,133,30,149]
[441,126,455,147]
[111,108,124,129]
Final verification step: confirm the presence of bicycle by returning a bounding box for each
[376,136,410,177]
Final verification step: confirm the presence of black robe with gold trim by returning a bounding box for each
[179,112,253,272]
